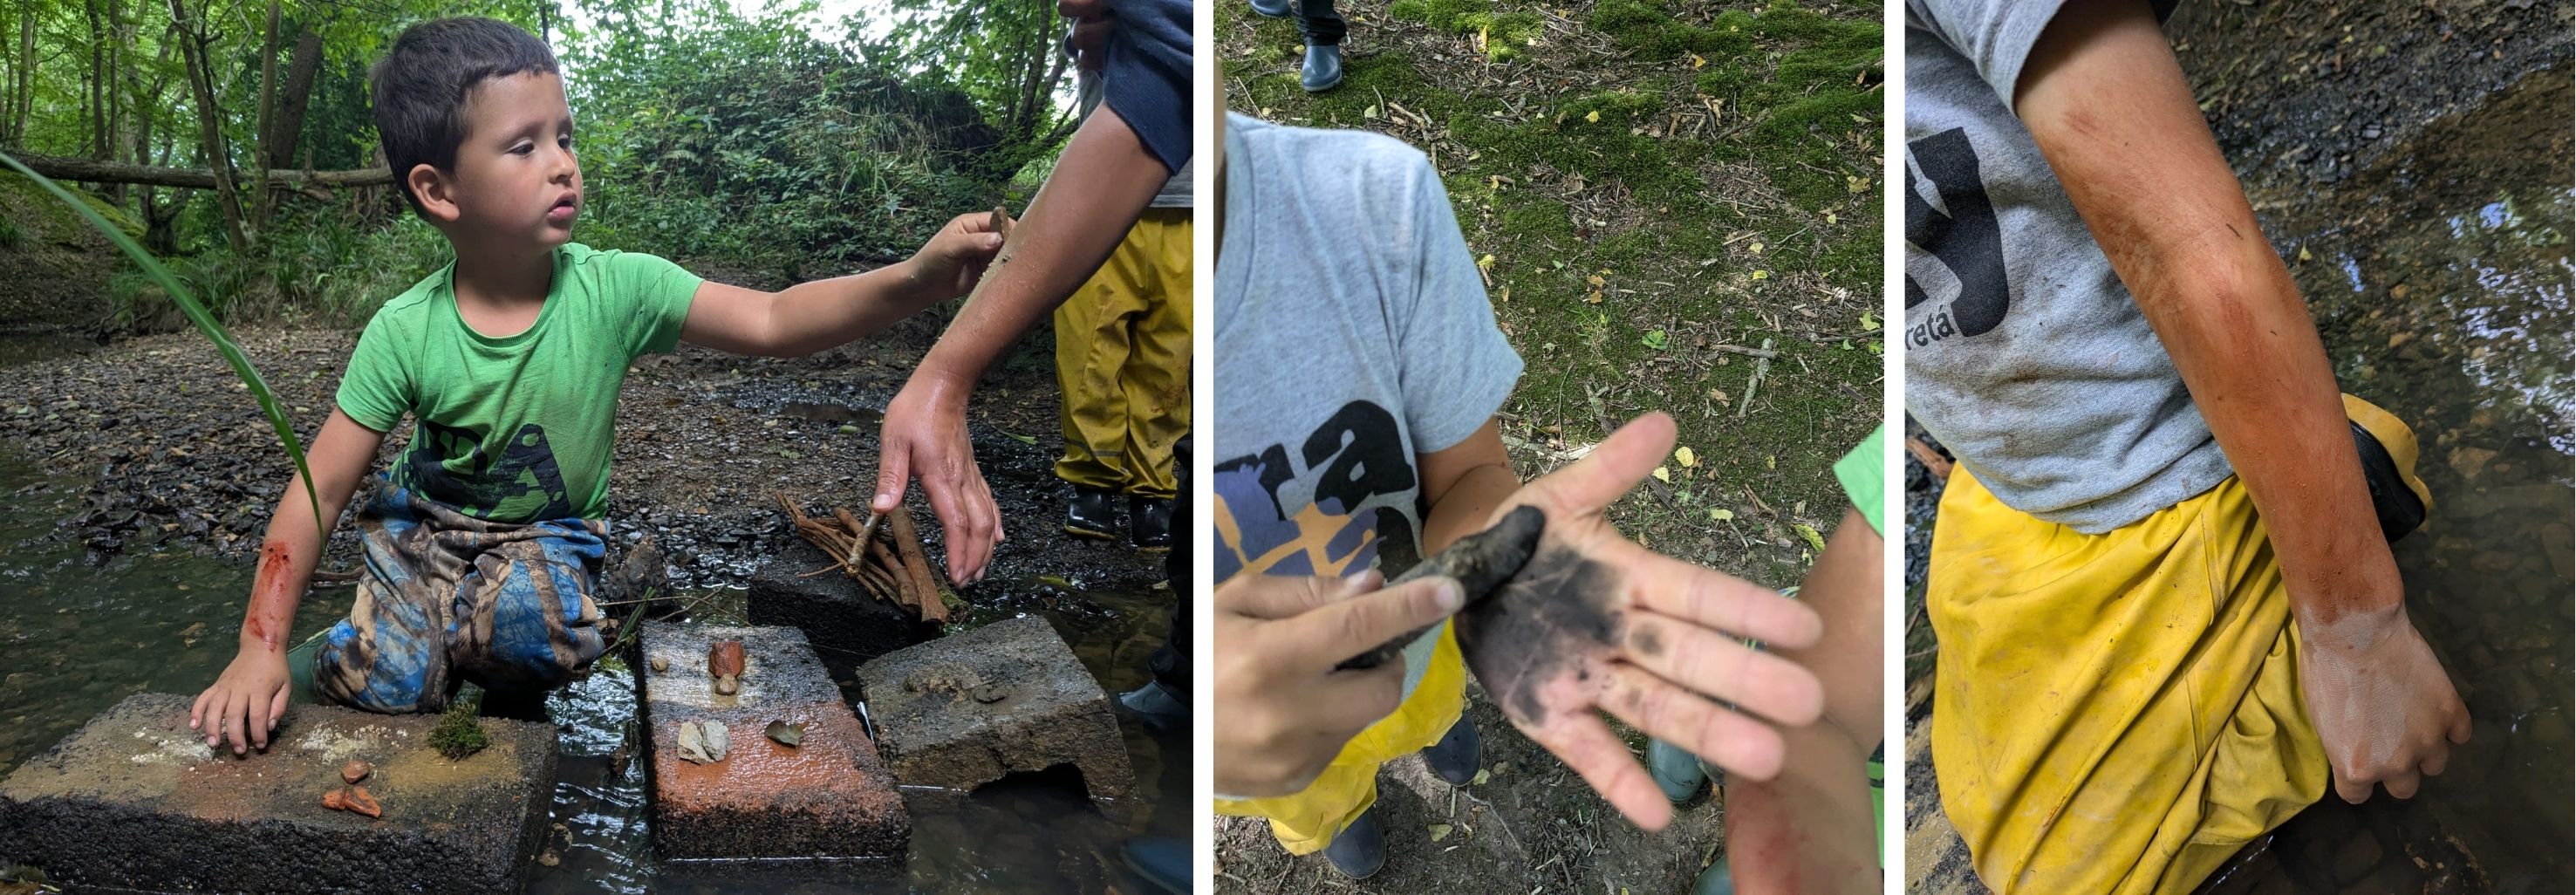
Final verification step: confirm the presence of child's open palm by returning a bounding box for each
[1456,413,1827,831]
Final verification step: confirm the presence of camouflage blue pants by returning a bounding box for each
[314,481,607,714]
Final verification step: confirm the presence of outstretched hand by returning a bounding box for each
[908,211,1009,301]
[872,373,1000,585]
[1457,412,1827,830]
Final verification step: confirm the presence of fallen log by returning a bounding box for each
[8,152,393,191]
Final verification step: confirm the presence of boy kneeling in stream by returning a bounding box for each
[191,17,1002,752]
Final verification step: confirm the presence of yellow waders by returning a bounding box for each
[1928,395,2428,895]
[1210,494,1468,855]
[1054,208,1193,499]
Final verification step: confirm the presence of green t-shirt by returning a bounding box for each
[1834,424,1888,535]
[335,243,701,523]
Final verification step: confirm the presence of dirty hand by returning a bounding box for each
[2298,604,2471,803]
[1456,412,1826,831]
[872,373,1000,586]
[190,646,290,755]
[908,211,1008,301]
[1213,570,1466,797]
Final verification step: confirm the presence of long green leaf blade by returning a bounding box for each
[1,151,325,540]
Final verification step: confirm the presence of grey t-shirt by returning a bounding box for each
[1074,48,1192,208]
[1903,0,2227,533]
[1213,112,1521,687]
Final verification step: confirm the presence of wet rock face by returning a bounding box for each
[856,616,1136,816]
[0,693,555,895]
[637,622,907,862]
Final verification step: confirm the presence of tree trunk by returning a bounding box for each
[249,0,280,229]
[10,152,393,190]
[12,12,37,146]
[263,27,321,171]
[167,0,250,254]
[85,0,106,158]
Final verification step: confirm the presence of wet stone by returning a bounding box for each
[0,693,554,895]
[857,616,1137,816]
[746,537,941,670]
[637,622,908,862]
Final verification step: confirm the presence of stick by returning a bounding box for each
[1905,437,1954,481]
[1737,337,1773,420]
[887,508,949,623]
[865,537,917,611]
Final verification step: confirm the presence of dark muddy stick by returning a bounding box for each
[888,507,949,623]
[1336,505,1547,671]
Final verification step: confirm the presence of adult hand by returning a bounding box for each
[190,646,290,755]
[872,372,1000,585]
[1456,412,1826,831]
[2299,604,2471,803]
[1061,0,1113,71]
[1214,570,1466,797]
[907,211,1008,301]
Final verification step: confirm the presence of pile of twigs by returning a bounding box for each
[775,492,949,624]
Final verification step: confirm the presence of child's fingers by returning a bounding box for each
[1276,575,1464,670]
[1600,664,1791,782]
[249,693,274,750]
[1312,661,1408,739]
[1221,570,1380,621]
[190,687,210,734]
[268,688,290,737]
[1617,610,1824,728]
[223,693,249,755]
[1621,548,1823,650]
[1529,711,1674,831]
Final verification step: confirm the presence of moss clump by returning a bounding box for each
[1389,0,1543,59]
[427,701,490,761]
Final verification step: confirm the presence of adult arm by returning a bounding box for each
[2017,0,2467,803]
[870,107,1172,584]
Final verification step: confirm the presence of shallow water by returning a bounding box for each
[0,441,1187,893]
[2213,65,2573,894]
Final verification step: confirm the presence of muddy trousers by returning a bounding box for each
[1055,208,1192,499]
[313,482,608,714]
[1928,395,2429,895]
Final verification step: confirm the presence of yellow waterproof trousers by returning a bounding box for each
[1208,490,1469,855]
[1054,208,1192,498]
[1927,395,2427,895]
[1214,625,1468,854]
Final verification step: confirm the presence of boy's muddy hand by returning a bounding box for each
[2299,605,2471,803]
[1213,570,1466,797]
[873,376,1000,585]
[190,647,291,755]
[1454,412,1827,831]
[908,211,1008,301]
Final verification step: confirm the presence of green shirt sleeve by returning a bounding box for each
[603,249,704,357]
[1834,424,1888,536]
[334,309,412,433]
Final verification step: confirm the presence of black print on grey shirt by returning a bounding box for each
[1906,126,2009,346]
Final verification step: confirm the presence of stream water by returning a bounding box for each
[0,413,1186,894]
[2199,64,2574,895]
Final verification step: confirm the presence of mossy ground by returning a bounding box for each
[1225,0,1883,586]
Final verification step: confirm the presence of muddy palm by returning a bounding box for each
[1456,413,1827,830]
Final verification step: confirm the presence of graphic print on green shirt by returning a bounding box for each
[334,243,702,523]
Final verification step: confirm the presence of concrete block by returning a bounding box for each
[747,538,940,669]
[0,693,553,895]
[857,616,1136,814]
[638,622,907,861]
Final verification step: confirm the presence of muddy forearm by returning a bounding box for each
[242,474,357,653]
[2018,0,2400,627]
